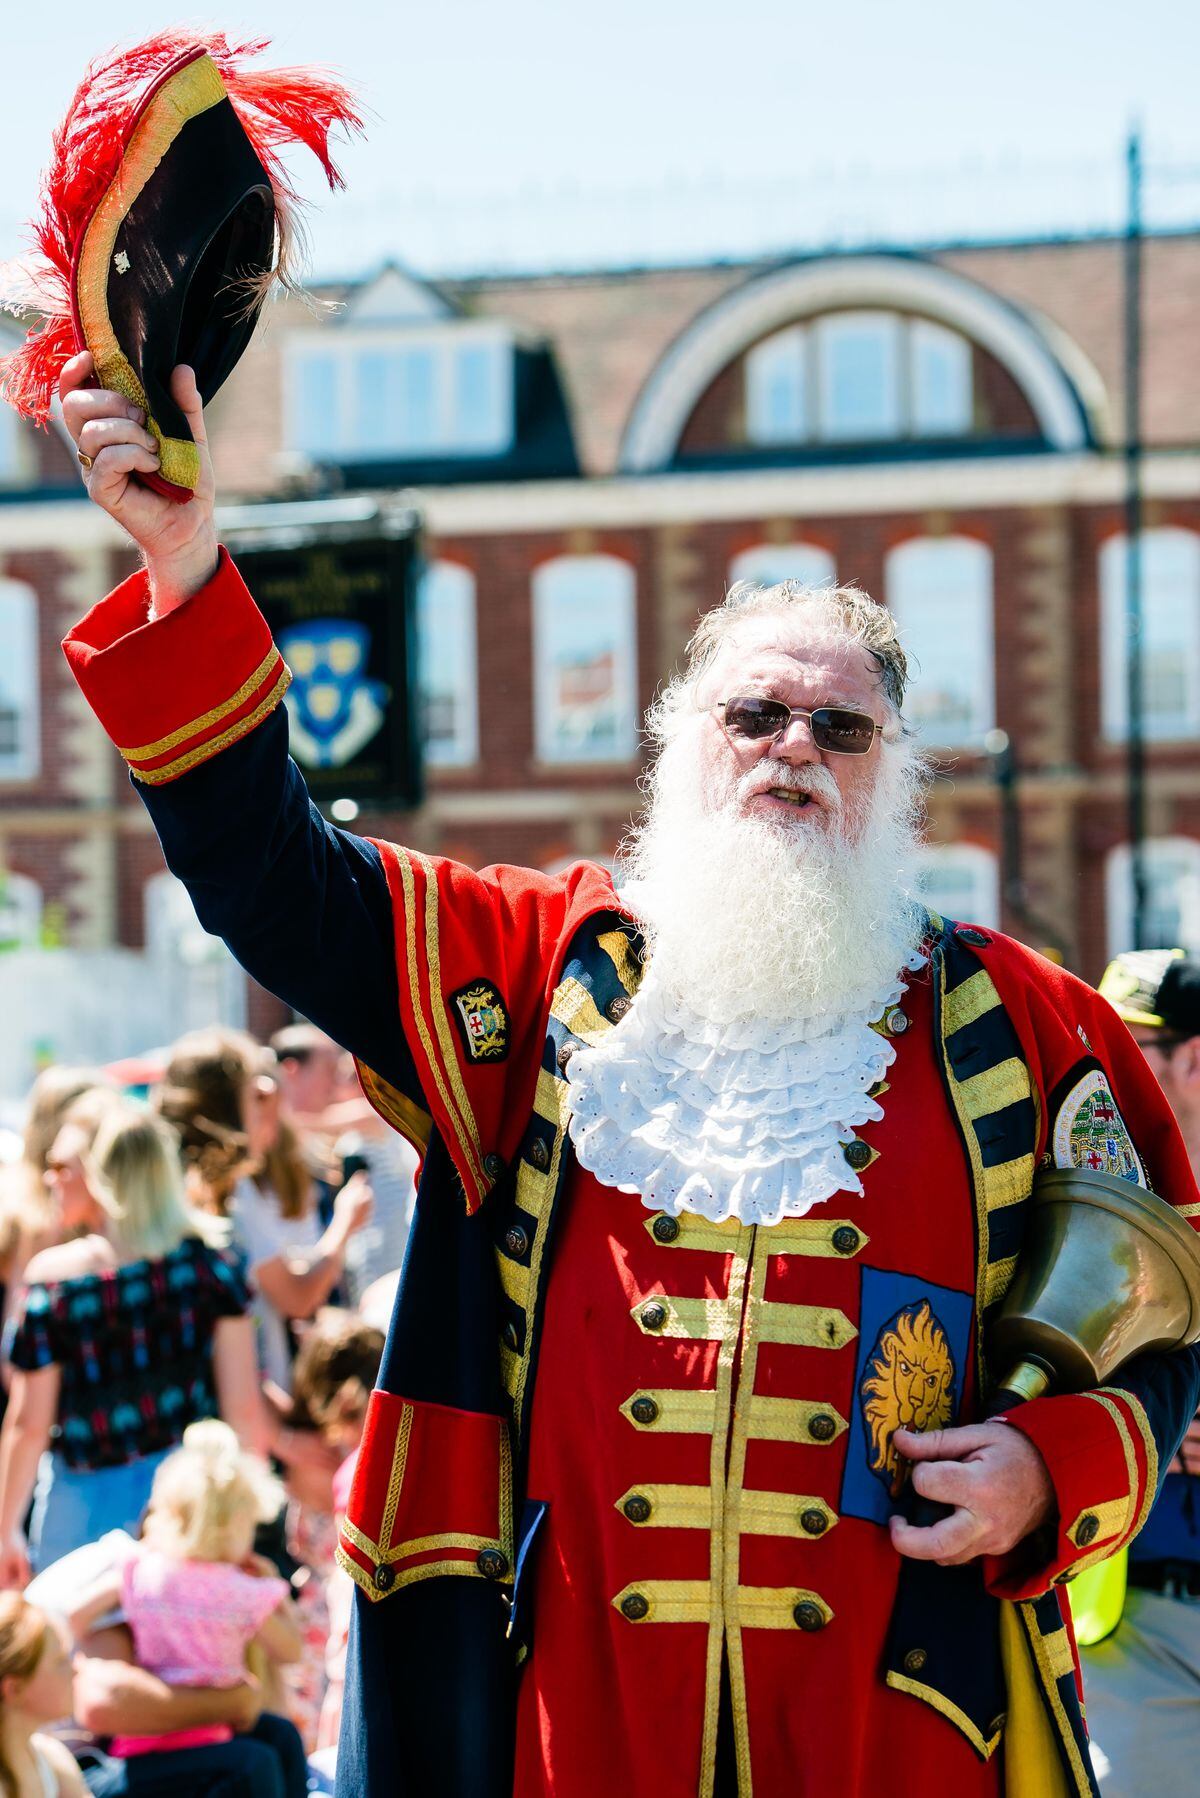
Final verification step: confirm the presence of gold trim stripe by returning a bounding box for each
[959,1056,1032,1120]
[982,1154,1036,1211]
[549,975,610,1045]
[413,850,488,1183]
[757,1302,858,1350]
[337,1546,498,1603]
[496,1250,529,1308]
[983,1254,1019,1308]
[356,1060,433,1152]
[884,1672,1001,1760]
[393,851,486,1201]
[131,667,291,784]
[1178,1202,1200,1219]
[619,1388,848,1443]
[1018,1602,1094,1797]
[596,927,642,996]
[379,1399,413,1554]
[1102,1387,1159,1538]
[611,1581,831,1629]
[1067,1498,1130,1548]
[613,1484,837,1538]
[942,968,1001,1035]
[734,1586,833,1630]
[122,648,281,762]
[645,1212,869,1259]
[1081,1391,1139,1551]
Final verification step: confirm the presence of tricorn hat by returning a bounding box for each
[0,31,361,500]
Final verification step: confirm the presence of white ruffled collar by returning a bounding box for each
[565,951,925,1228]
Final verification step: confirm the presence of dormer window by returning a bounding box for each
[745,312,972,447]
[286,323,515,463]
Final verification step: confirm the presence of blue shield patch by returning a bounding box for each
[840,1268,973,1527]
[279,620,389,770]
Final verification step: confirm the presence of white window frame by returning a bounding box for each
[0,580,40,781]
[417,560,479,768]
[816,311,903,441]
[886,536,995,748]
[285,322,515,462]
[533,555,639,766]
[914,843,1000,930]
[728,542,836,590]
[1105,838,1200,958]
[743,312,975,449]
[0,872,42,951]
[1100,528,1200,742]
[144,872,247,1031]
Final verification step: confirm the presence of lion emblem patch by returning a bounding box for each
[860,1300,956,1497]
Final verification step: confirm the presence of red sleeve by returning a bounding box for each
[61,548,290,785]
[370,842,620,1213]
[977,938,1200,1599]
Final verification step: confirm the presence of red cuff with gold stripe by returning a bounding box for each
[336,1389,513,1604]
[62,547,290,784]
[983,1389,1154,1601]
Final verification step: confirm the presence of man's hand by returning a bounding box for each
[888,1421,1055,1566]
[1169,1414,1200,1476]
[59,350,219,613]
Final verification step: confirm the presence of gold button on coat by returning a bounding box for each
[793,1601,826,1632]
[903,1648,928,1674]
[622,1494,652,1524]
[621,1592,650,1621]
[639,1301,668,1332]
[651,1215,680,1244]
[630,1395,659,1425]
[808,1413,837,1442]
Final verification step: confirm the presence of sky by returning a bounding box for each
[2,0,1199,281]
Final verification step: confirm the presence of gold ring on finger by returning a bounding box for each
[77,450,94,471]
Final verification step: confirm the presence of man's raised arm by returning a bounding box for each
[59,352,410,1089]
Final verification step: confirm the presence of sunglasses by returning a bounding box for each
[715,695,883,755]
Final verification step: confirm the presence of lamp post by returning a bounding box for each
[1125,127,1147,949]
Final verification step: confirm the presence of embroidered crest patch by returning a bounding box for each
[840,1269,972,1527]
[1052,1064,1145,1186]
[450,981,509,1063]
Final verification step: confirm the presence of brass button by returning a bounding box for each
[884,1006,908,1035]
[483,1152,505,1183]
[620,1592,650,1621]
[622,1494,652,1524]
[800,1507,828,1537]
[529,1138,550,1171]
[504,1224,529,1258]
[793,1600,826,1632]
[639,1301,669,1333]
[373,1563,395,1593]
[556,1042,577,1072]
[903,1647,928,1675]
[831,1225,860,1256]
[606,995,632,1023]
[502,1321,520,1352]
[843,1140,872,1172]
[957,927,991,947]
[808,1413,837,1443]
[630,1395,659,1425]
[652,1215,680,1244]
[476,1548,508,1580]
[1075,1513,1100,1548]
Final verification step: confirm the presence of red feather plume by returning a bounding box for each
[0,31,362,423]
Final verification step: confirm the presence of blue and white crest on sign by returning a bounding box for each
[279,620,388,770]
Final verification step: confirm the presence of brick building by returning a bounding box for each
[3,232,1200,1079]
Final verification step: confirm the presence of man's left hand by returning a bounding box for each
[888,1421,1055,1566]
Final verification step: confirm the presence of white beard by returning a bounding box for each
[615,727,926,1026]
[566,728,930,1225]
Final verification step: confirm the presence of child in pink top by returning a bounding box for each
[70,1421,303,1772]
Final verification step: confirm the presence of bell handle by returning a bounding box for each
[984,1356,1054,1419]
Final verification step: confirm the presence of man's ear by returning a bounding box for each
[1175,1034,1200,1095]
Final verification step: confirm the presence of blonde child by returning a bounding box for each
[68,1423,305,1796]
[0,1592,86,1796]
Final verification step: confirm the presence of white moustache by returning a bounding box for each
[736,765,843,811]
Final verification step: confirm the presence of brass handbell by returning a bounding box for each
[988,1166,1200,1410]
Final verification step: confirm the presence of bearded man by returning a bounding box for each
[57,356,1200,1798]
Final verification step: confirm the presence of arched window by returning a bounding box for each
[0,872,42,951]
[744,312,974,448]
[144,872,246,1032]
[533,555,638,764]
[886,537,994,747]
[0,581,40,780]
[728,542,836,591]
[1100,529,1200,741]
[914,843,1000,930]
[1105,838,1200,957]
[417,560,478,767]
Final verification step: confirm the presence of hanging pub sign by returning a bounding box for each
[218,497,422,809]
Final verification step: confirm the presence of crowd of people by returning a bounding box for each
[0,1023,418,1796]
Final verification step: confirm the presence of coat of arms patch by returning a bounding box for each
[450,981,509,1062]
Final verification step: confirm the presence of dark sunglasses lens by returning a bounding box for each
[810,708,877,753]
[724,697,791,740]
